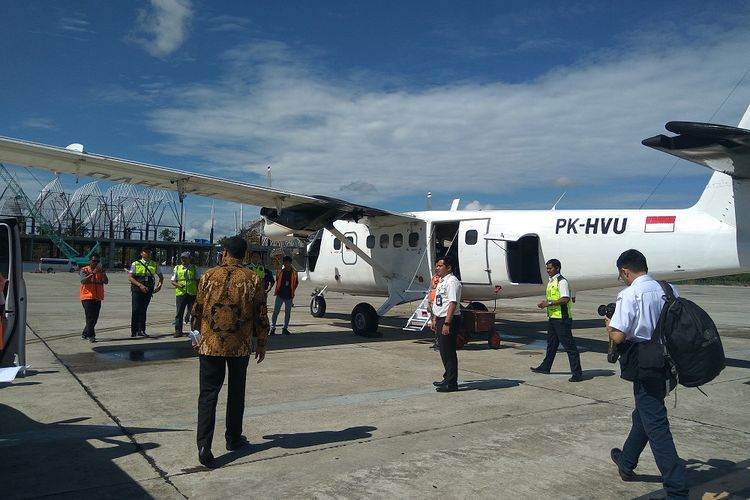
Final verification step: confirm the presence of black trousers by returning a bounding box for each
[81,299,102,339]
[539,318,582,376]
[131,291,152,335]
[197,355,250,452]
[436,315,461,387]
[174,294,196,334]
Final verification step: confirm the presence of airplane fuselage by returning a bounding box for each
[304,176,745,304]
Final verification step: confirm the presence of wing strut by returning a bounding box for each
[325,224,393,279]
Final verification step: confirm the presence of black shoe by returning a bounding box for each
[569,375,583,382]
[88,337,97,343]
[131,333,137,338]
[82,333,88,340]
[226,435,249,451]
[530,366,550,374]
[435,384,458,392]
[610,448,635,481]
[432,380,446,387]
[137,331,149,337]
[174,332,184,338]
[269,327,276,335]
[198,446,214,467]
[282,328,291,335]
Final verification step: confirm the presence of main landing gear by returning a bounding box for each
[351,302,381,337]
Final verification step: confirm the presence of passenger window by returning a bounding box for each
[393,233,403,248]
[366,235,375,248]
[380,234,389,248]
[408,232,419,247]
[333,238,342,250]
[465,230,478,245]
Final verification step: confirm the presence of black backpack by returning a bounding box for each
[655,281,725,388]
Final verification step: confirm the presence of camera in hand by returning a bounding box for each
[598,302,619,363]
[597,303,616,319]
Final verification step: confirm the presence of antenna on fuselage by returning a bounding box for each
[267,164,272,187]
[427,192,432,210]
[551,191,566,210]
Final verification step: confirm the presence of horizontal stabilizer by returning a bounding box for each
[642,121,750,179]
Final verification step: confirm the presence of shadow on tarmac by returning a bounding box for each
[0,403,179,499]
[207,425,378,468]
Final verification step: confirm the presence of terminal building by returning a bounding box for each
[0,168,305,270]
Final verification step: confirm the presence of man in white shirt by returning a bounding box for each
[431,255,462,393]
[605,249,688,499]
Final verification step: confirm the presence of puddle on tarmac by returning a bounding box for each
[95,347,196,362]
[58,342,197,372]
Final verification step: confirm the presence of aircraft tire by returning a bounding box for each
[466,301,488,311]
[310,296,326,317]
[351,303,379,336]
[46,267,54,273]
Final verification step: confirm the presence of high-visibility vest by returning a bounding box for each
[174,264,198,296]
[248,264,265,280]
[132,260,157,285]
[274,268,298,298]
[428,275,440,304]
[80,265,105,301]
[546,275,573,319]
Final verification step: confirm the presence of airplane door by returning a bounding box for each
[0,218,27,369]
[458,219,491,284]
[342,232,357,265]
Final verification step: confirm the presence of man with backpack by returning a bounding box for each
[604,249,688,499]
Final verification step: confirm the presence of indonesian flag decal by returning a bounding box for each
[644,215,676,233]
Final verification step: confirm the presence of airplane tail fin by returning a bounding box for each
[641,104,750,223]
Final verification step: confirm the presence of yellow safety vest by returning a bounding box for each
[175,264,198,296]
[132,259,157,287]
[248,265,265,280]
[546,275,573,319]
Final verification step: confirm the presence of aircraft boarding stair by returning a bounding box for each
[403,293,432,331]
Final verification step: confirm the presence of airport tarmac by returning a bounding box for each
[1,271,749,499]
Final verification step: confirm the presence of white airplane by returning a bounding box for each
[1,104,749,342]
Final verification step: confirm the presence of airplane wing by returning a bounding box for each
[0,136,415,236]
[642,121,750,179]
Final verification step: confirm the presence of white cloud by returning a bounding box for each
[463,200,496,211]
[142,12,750,211]
[130,0,193,58]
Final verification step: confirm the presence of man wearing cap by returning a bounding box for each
[128,246,163,337]
[171,251,200,337]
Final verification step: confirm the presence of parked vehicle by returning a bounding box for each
[38,257,77,273]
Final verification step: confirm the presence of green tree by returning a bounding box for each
[159,228,176,241]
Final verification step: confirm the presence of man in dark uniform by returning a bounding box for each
[127,246,163,337]
[531,258,583,382]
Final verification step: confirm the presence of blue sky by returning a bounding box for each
[2,0,750,239]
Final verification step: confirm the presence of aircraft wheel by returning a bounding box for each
[46,267,54,273]
[466,301,488,311]
[351,303,379,336]
[488,331,501,349]
[310,296,326,317]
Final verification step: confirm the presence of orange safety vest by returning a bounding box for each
[428,275,440,304]
[80,265,105,301]
[274,267,298,298]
